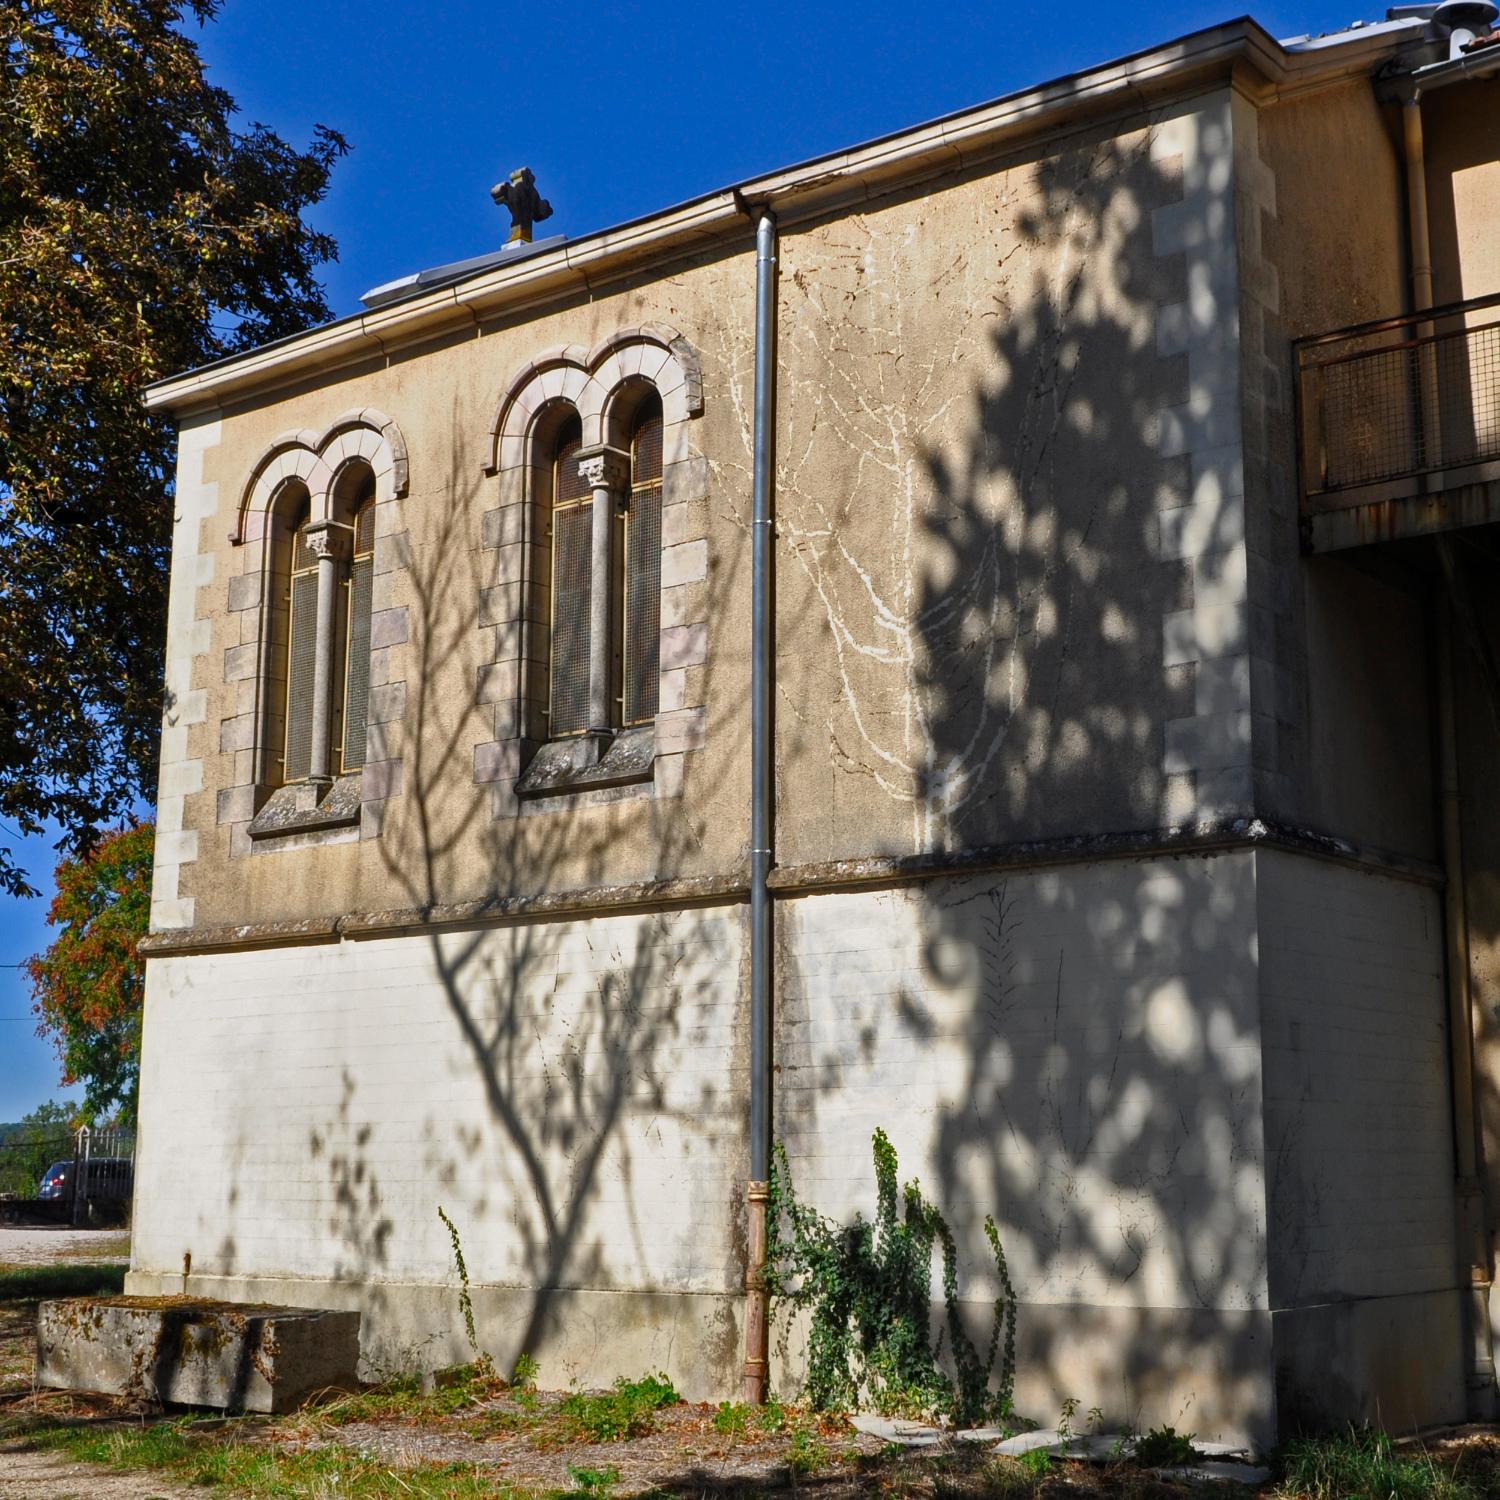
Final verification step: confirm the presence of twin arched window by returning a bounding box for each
[272,467,376,786]
[541,388,663,741]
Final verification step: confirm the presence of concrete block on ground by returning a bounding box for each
[35,1296,360,1413]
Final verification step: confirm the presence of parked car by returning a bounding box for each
[37,1157,134,1202]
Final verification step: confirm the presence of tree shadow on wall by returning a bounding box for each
[767,118,1277,1434]
[332,383,754,1383]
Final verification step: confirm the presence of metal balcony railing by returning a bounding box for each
[1296,291,1500,508]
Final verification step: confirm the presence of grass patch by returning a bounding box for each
[1132,1425,1201,1468]
[26,1416,531,1497]
[0,1261,127,1300]
[286,1366,504,1431]
[1277,1427,1477,1500]
[788,1424,829,1475]
[713,1399,752,1436]
[557,1372,680,1444]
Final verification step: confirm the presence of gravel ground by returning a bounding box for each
[0,1229,130,1268]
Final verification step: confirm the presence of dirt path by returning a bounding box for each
[0,1442,203,1499]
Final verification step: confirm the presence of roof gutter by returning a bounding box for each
[144,16,1418,418]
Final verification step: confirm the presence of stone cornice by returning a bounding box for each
[142,18,1419,420]
[138,817,1441,957]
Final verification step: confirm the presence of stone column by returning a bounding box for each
[575,446,629,752]
[303,521,351,787]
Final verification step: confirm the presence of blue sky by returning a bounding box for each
[0,0,1368,1118]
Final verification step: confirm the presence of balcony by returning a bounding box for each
[1296,291,1500,551]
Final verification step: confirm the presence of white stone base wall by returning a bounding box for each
[129,846,1465,1439]
[773,856,1271,1440]
[130,907,748,1393]
[1256,850,1465,1433]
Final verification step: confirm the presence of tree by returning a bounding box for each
[26,822,153,1124]
[0,1099,77,1196]
[0,0,348,897]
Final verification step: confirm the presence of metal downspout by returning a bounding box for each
[1402,96,1445,473]
[743,208,778,1405]
[1435,588,1499,1415]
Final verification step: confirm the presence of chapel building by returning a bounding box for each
[132,8,1500,1443]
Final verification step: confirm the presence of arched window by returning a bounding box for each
[623,393,663,725]
[547,409,591,737]
[272,466,376,786]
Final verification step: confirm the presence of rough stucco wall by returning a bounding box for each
[1299,559,1436,862]
[171,250,758,931]
[766,106,1211,862]
[156,90,1282,939]
[1250,81,1413,844]
[774,853,1271,1438]
[1423,77,1500,307]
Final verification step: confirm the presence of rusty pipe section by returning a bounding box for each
[742,207,778,1405]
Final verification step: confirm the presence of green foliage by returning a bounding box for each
[1132,1426,1200,1468]
[714,1400,752,1436]
[559,1373,681,1443]
[1277,1426,1476,1500]
[1055,1396,1079,1444]
[26,825,152,1123]
[0,1099,77,1196]
[513,1350,540,1390]
[758,1392,788,1432]
[1020,1448,1053,1480]
[788,1425,829,1475]
[437,1205,493,1377]
[766,1129,1017,1426]
[0,1,347,901]
[562,1464,621,1496]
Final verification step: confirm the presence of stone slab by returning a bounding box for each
[849,1413,1003,1446]
[36,1296,360,1413]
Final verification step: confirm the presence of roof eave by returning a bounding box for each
[143,15,1417,418]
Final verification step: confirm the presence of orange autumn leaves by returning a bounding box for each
[26,823,153,1123]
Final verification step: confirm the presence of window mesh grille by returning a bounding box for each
[555,433,588,502]
[550,502,592,735]
[354,496,376,553]
[624,402,664,724]
[625,482,661,723]
[343,500,375,772]
[284,569,319,781]
[634,409,663,482]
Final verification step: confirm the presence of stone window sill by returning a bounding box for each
[247,772,364,841]
[515,724,655,800]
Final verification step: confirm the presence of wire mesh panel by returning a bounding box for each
[550,503,592,735]
[284,567,319,781]
[625,484,661,723]
[1300,303,1500,496]
[342,506,374,773]
[624,402,664,725]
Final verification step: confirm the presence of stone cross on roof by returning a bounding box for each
[491,166,553,245]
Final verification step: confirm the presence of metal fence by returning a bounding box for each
[0,1123,135,1225]
[1296,291,1500,502]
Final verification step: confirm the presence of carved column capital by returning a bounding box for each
[302,520,352,562]
[574,444,629,493]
